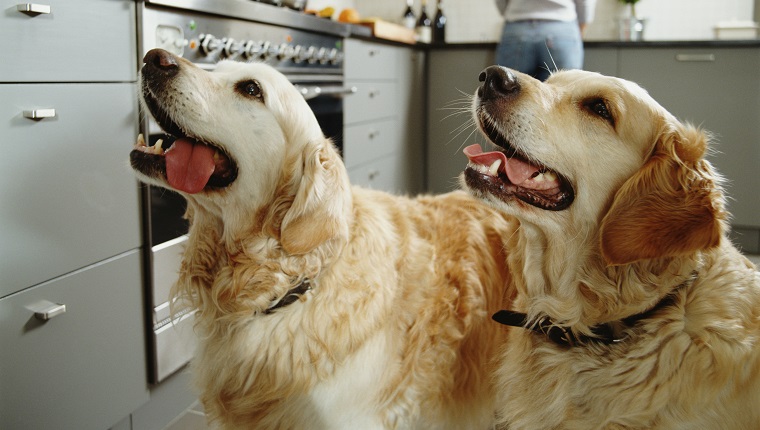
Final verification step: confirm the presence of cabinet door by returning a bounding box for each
[348,154,409,194]
[0,83,141,297]
[0,0,137,82]
[620,47,760,229]
[0,251,148,430]
[344,39,398,81]
[343,118,401,169]
[583,47,619,76]
[426,48,496,194]
[343,81,397,125]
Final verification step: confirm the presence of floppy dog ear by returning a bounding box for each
[280,142,350,255]
[600,123,725,266]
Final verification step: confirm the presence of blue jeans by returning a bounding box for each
[496,20,583,81]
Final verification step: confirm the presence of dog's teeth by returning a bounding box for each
[543,172,557,182]
[155,138,164,153]
[488,159,502,176]
[137,133,146,147]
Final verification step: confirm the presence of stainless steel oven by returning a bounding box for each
[137,0,359,383]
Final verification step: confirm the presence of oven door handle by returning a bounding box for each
[296,85,357,100]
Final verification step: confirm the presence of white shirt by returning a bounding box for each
[496,0,597,25]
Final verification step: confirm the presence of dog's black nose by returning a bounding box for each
[478,66,520,100]
[143,48,179,75]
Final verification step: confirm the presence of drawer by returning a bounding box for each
[0,251,148,430]
[343,118,401,169]
[344,81,397,125]
[348,154,411,195]
[344,39,398,81]
[0,0,137,82]
[0,83,141,298]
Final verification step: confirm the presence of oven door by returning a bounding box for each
[291,77,356,154]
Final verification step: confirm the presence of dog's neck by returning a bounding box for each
[506,220,702,335]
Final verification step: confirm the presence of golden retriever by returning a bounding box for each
[462,65,760,429]
[129,48,516,429]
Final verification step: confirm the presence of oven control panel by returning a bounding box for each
[141,6,344,75]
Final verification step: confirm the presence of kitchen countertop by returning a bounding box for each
[423,39,760,50]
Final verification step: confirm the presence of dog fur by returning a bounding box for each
[130,49,516,429]
[463,66,760,429]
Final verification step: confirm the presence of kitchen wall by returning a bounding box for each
[306,0,756,42]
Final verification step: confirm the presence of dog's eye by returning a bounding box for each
[236,80,263,100]
[586,98,613,123]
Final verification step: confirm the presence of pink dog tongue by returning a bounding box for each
[463,144,540,185]
[166,138,216,194]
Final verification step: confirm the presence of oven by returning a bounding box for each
[137,0,356,383]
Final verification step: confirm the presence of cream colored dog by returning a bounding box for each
[463,66,760,429]
[130,49,516,429]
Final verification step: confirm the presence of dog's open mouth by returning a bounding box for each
[130,95,238,194]
[464,117,574,211]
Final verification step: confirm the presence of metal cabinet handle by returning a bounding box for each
[17,3,51,14]
[23,109,56,120]
[34,303,66,321]
[675,54,715,62]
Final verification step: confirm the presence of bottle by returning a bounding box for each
[433,0,446,43]
[402,0,416,30]
[415,0,432,43]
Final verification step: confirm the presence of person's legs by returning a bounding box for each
[496,21,538,77]
[535,20,583,81]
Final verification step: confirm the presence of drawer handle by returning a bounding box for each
[17,3,51,14]
[368,90,380,98]
[675,54,715,62]
[368,170,380,180]
[368,49,379,57]
[368,130,380,139]
[34,303,67,321]
[23,109,56,120]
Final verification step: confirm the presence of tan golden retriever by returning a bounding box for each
[130,48,516,429]
[463,65,760,429]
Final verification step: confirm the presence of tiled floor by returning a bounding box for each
[164,402,210,430]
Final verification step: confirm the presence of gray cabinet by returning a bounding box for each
[586,44,760,252]
[0,83,142,297]
[0,1,147,428]
[344,39,425,194]
[0,252,148,430]
[426,48,495,194]
[1,0,137,83]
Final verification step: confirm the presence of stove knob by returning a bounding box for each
[242,40,259,59]
[305,46,318,64]
[277,43,295,61]
[295,45,315,63]
[316,47,329,64]
[223,38,242,57]
[258,41,272,59]
[327,48,342,64]
[199,33,222,55]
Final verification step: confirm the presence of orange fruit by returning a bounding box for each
[338,8,360,24]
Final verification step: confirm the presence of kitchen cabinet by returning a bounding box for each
[586,44,760,252]
[343,39,425,194]
[0,1,148,428]
[426,47,496,194]
[0,252,148,430]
